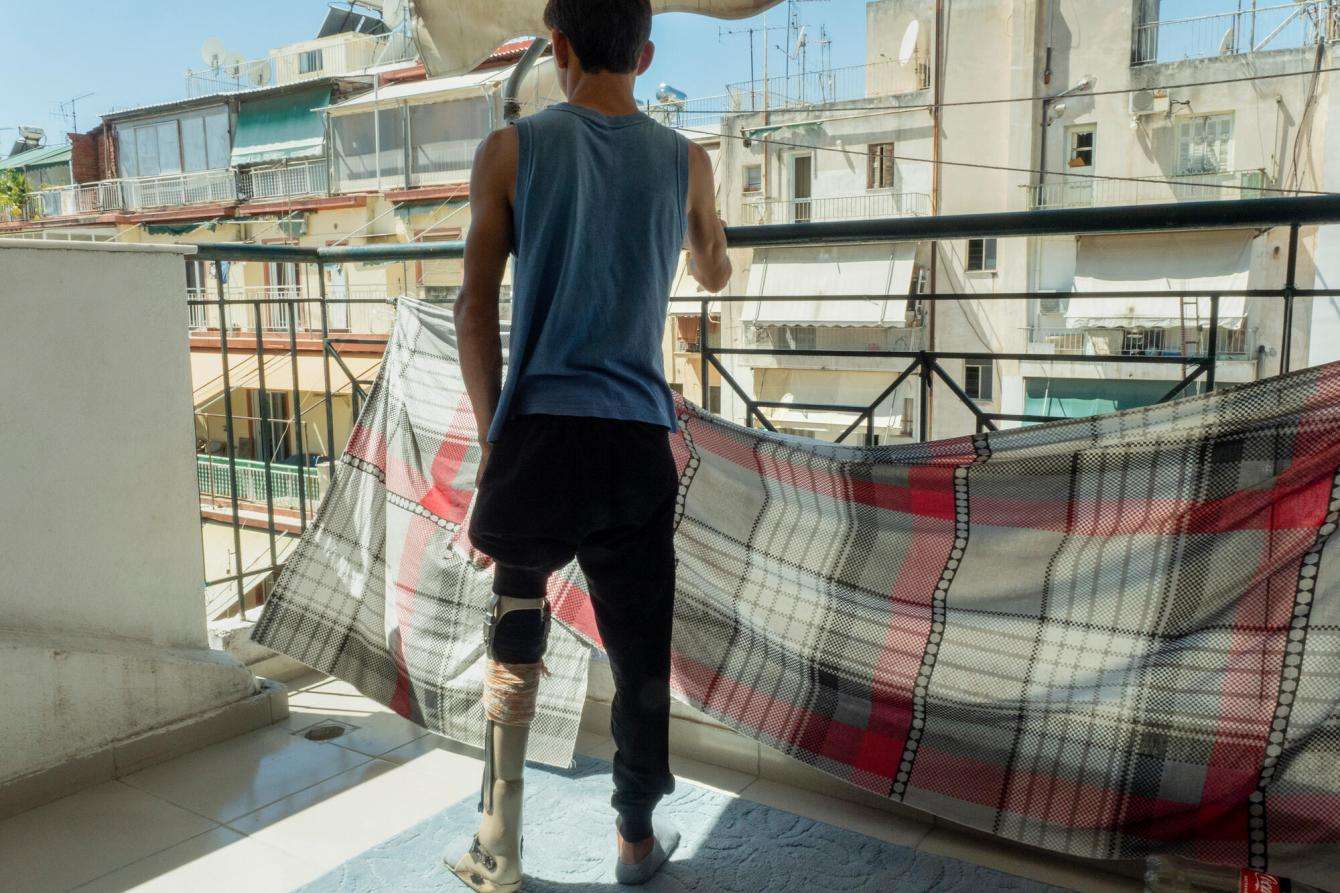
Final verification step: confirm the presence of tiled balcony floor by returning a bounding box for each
[0,672,1140,892]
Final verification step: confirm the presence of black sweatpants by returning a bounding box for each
[469,414,678,842]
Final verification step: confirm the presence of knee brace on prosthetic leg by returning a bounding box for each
[450,595,549,893]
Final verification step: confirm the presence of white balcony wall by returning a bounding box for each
[0,242,255,790]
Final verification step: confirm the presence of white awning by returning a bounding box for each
[325,68,512,114]
[191,350,383,408]
[411,1,786,76]
[1068,231,1255,330]
[742,243,917,327]
[763,406,902,431]
[667,251,721,316]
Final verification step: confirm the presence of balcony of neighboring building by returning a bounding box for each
[1131,0,1339,66]
[726,58,930,113]
[744,189,931,224]
[184,30,417,98]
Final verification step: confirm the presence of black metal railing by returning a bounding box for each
[188,193,1340,616]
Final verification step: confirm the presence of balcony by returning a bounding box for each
[1023,324,1256,359]
[744,190,931,224]
[21,181,124,219]
[238,159,329,203]
[185,31,417,98]
[1132,1,1337,65]
[1029,169,1266,209]
[5,199,1338,892]
[121,169,238,212]
[727,60,926,112]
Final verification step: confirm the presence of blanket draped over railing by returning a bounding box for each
[253,298,1340,886]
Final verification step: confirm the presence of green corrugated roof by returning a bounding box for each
[0,143,71,171]
[231,85,331,167]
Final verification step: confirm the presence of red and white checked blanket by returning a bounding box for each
[253,298,1340,886]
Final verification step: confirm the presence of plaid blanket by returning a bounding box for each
[253,298,1340,886]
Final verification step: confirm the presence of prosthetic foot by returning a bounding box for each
[452,720,529,892]
[448,595,549,893]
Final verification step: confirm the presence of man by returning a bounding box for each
[449,1,731,889]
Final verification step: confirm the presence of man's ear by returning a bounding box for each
[635,40,655,76]
[551,29,571,70]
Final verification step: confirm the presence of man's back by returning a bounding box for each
[488,102,688,443]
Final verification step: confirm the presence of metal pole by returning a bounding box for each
[1281,222,1299,374]
[287,287,309,532]
[252,299,278,571]
[918,352,931,442]
[865,414,875,447]
[1205,295,1220,391]
[214,263,247,617]
[700,298,710,410]
[318,263,338,485]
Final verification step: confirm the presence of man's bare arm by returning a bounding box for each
[455,128,517,464]
[684,142,731,293]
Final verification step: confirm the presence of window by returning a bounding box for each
[1068,126,1095,168]
[1177,114,1233,175]
[966,238,997,272]
[742,164,762,193]
[964,360,994,401]
[867,142,895,189]
[409,98,492,182]
[298,49,324,74]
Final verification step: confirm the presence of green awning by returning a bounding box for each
[0,143,71,171]
[1024,377,1188,420]
[231,86,331,167]
[742,121,824,140]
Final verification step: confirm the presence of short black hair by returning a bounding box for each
[543,0,653,74]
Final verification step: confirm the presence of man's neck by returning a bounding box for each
[564,73,640,117]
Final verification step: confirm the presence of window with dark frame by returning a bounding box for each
[1069,127,1095,168]
[964,359,994,401]
[742,164,763,193]
[867,142,895,189]
[966,237,997,272]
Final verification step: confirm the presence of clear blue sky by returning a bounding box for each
[0,1,867,147]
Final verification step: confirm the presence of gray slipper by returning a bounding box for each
[614,818,680,886]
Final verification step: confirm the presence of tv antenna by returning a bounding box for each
[718,20,787,92]
[779,0,829,83]
[53,91,95,135]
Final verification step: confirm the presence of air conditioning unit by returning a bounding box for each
[1037,290,1064,316]
[1128,89,1170,118]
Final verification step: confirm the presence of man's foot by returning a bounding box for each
[614,818,680,886]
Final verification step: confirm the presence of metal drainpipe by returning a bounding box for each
[504,38,551,124]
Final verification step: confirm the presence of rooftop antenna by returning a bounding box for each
[718,19,787,111]
[779,0,828,85]
[52,91,94,135]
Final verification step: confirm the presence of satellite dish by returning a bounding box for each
[898,20,921,65]
[1218,24,1236,56]
[201,37,230,69]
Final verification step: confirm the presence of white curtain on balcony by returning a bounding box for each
[1067,231,1255,329]
[742,243,916,326]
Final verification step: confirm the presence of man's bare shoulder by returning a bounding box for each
[471,127,519,196]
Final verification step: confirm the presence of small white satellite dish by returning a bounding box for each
[1218,25,1236,56]
[201,37,230,69]
[898,20,921,65]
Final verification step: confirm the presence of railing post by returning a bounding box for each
[251,299,279,571]
[286,286,310,532]
[318,263,338,485]
[1281,222,1299,374]
[918,352,931,443]
[699,297,710,411]
[1205,294,1220,392]
[213,262,247,618]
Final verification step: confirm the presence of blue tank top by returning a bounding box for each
[487,102,689,443]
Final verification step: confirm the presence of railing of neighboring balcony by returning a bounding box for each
[744,191,931,224]
[726,60,920,112]
[185,31,417,97]
[1030,169,1266,209]
[1132,1,1338,66]
[1022,325,1256,359]
[238,160,330,202]
[642,93,738,132]
[187,194,1340,617]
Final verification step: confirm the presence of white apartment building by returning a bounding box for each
[706,0,1340,441]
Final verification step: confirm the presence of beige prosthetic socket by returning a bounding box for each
[451,596,547,893]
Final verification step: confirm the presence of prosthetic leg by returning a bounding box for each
[450,594,550,893]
